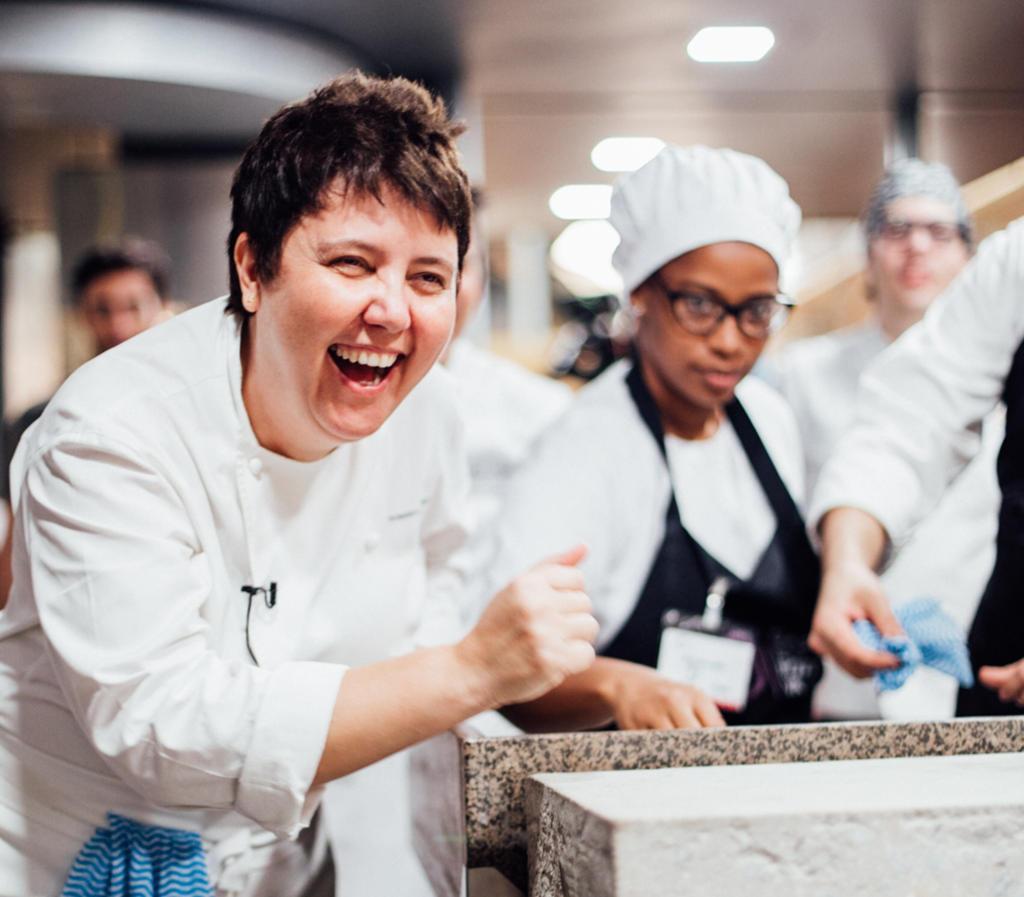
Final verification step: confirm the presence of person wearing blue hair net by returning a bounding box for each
[777,160,1001,720]
[809,202,1024,717]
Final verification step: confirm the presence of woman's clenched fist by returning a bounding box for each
[456,545,598,707]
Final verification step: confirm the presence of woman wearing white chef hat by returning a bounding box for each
[485,145,821,729]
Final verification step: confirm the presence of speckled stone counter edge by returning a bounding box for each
[456,716,1024,889]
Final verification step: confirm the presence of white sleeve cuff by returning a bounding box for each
[807,471,915,567]
[236,660,346,838]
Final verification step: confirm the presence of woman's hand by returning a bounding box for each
[605,662,725,730]
[455,545,599,708]
[808,560,903,679]
[809,508,903,679]
[979,660,1024,705]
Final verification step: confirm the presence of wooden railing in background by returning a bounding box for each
[778,155,1024,347]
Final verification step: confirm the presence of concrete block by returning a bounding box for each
[527,752,1024,897]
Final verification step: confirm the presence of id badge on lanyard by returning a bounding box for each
[655,577,756,712]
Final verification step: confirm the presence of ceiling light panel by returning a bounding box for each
[549,184,613,220]
[591,137,666,172]
[549,220,622,296]
[687,26,775,63]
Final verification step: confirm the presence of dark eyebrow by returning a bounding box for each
[413,256,455,275]
[317,239,380,256]
[667,280,776,304]
[317,241,454,275]
[885,215,959,226]
[667,280,721,299]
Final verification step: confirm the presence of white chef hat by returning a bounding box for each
[609,145,801,297]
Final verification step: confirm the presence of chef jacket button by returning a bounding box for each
[248,457,263,477]
[364,532,381,552]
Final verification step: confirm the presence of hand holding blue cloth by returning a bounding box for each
[853,597,974,691]
[61,813,213,897]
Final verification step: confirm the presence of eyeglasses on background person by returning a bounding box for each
[876,217,968,244]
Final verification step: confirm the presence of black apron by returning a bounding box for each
[958,338,1024,715]
[602,362,822,725]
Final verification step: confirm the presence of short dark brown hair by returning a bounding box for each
[226,71,472,319]
[72,238,170,302]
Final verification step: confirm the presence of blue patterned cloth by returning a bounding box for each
[853,597,974,691]
[61,813,213,897]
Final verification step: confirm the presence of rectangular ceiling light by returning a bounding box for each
[687,26,775,63]
[549,184,613,220]
[591,137,666,172]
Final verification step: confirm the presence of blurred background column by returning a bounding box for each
[0,127,117,416]
[0,0,371,416]
[506,228,552,357]
[887,88,920,165]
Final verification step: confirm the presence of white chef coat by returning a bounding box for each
[777,319,1002,720]
[326,340,570,897]
[480,359,805,649]
[775,321,890,492]
[445,340,572,585]
[0,298,470,897]
[809,219,1024,714]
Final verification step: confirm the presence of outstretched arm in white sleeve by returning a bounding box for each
[808,221,1024,677]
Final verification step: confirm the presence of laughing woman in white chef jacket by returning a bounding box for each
[488,146,822,731]
[0,73,597,897]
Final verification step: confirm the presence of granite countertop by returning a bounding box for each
[438,716,1024,890]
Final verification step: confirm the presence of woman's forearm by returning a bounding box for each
[313,643,491,784]
[503,656,726,733]
[314,548,598,784]
[501,657,624,733]
[819,506,890,572]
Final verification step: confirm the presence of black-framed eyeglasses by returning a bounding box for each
[876,218,965,244]
[654,276,794,340]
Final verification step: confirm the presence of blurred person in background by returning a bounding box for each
[775,160,1001,720]
[6,237,171,459]
[75,238,171,354]
[479,146,823,732]
[808,215,1024,719]
[548,293,632,382]
[0,238,172,606]
[0,72,598,897]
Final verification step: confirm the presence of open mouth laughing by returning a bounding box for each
[329,344,403,387]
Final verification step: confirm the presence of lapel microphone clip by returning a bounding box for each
[241,582,277,608]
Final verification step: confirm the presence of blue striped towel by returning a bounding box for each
[853,597,974,692]
[61,813,213,897]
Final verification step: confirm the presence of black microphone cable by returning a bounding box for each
[241,582,277,665]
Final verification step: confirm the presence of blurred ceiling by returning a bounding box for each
[181,0,462,96]
[0,0,461,147]
[0,0,1022,234]
[460,0,1024,232]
